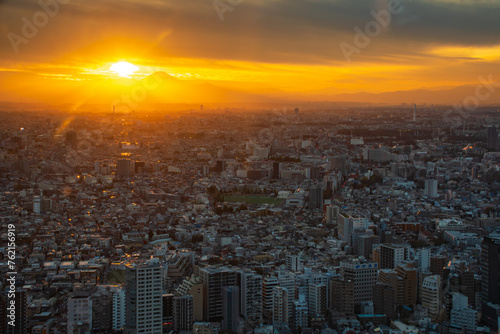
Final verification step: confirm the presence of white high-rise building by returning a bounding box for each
[262,276,279,318]
[326,205,340,224]
[125,263,164,334]
[308,284,327,318]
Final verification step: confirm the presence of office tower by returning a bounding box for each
[326,205,339,224]
[430,255,447,276]
[290,296,308,334]
[413,103,416,122]
[330,155,347,177]
[358,235,380,260]
[277,271,296,320]
[286,255,303,273]
[125,263,163,334]
[112,286,126,331]
[272,287,289,325]
[239,271,263,321]
[308,284,327,318]
[198,267,237,322]
[67,295,92,334]
[308,166,320,180]
[340,261,378,304]
[379,244,407,269]
[163,294,174,332]
[222,287,240,332]
[262,276,279,319]
[173,295,193,332]
[117,159,132,177]
[424,179,438,198]
[272,162,280,179]
[330,277,354,314]
[373,283,396,319]
[487,127,498,150]
[417,248,431,272]
[175,275,204,322]
[421,275,440,320]
[308,184,323,209]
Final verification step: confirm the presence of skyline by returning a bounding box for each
[1,0,500,106]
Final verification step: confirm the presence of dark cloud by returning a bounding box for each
[0,0,499,65]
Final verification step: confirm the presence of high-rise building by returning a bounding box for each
[396,264,418,307]
[272,162,281,179]
[424,179,438,198]
[125,263,163,334]
[262,276,279,319]
[173,295,193,332]
[198,267,237,322]
[222,287,239,332]
[92,286,113,333]
[330,277,354,314]
[308,184,323,209]
[421,275,440,320]
[379,244,408,269]
[481,235,500,331]
[286,255,303,273]
[326,205,339,224]
[162,294,174,333]
[308,284,327,318]
[373,283,396,319]
[330,155,347,177]
[430,255,447,276]
[290,296,308,334]
[487,127,498,150]
[417,248,431,272]
[117,159,132,177]
[358,235,380,260]
[272,287,289,325]
[67,295,92,334]
[112,286,126,331]
[340,261,378,304]
[338,214,372,246]
[33,196,41,214]
[175,275,204,322]
[239,271,262,321]
[481,236,500,304]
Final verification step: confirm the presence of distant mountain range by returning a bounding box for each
[1,72,499,111]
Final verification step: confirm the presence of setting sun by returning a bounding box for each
[110,61,139,78]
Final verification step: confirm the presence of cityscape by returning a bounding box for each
[1,1,500,334]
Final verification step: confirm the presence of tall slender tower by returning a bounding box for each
[413,104,416,122]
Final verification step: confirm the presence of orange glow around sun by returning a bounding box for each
[110,61,139,78]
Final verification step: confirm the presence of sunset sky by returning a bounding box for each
[1,0,500,106]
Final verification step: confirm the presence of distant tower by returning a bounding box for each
[413,103,416,122]
[200,105,203,111]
